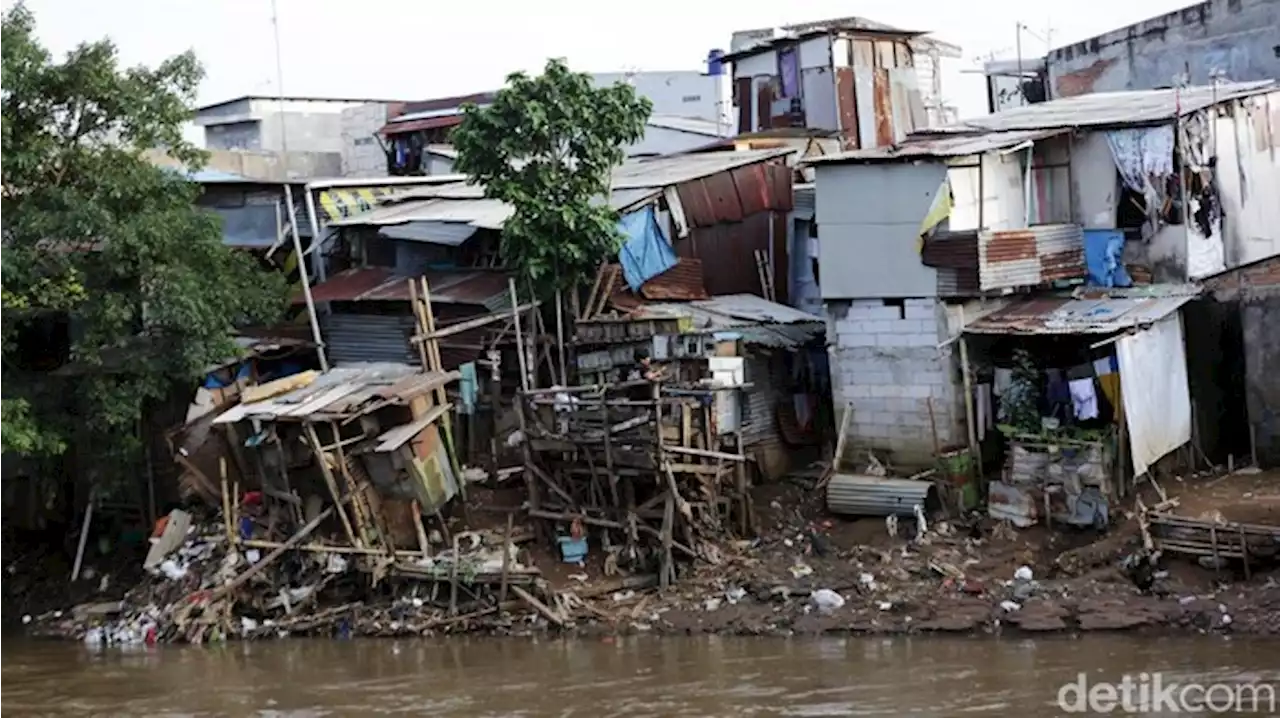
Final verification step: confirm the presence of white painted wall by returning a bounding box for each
[1215,93,1280,267]
[592,71,728,123]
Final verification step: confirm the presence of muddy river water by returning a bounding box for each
[4,635,1279,716]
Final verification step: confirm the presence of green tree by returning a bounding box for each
[1,5,287,471]
[451,58,652,292]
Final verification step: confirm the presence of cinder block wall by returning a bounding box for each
[340,103,391,178]
[826,297,965,470]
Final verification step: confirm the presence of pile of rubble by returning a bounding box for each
[27,508,574,644]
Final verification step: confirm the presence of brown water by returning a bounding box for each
[4,635,1279,716]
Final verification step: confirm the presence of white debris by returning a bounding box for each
[703,597,723,611]
[245,549,262,564]
[885,514,899,538]
[914,504,928,540]
[724,586,747,604]
[158,559,187,581]
[789,563,814,579]
[876,601,893,611]
[22,614,32,625]
[240,616,259,633]
[859,572,878,591]
[1014,566,1033,582]
[325,555,349,574]
[611,590,637,602]
[810,589,846,614]
[1000,600,1022,613]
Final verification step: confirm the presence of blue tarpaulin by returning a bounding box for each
[617,206,677,291]
[1083,229,1133,288]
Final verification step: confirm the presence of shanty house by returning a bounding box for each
[301,149,796,369]
[724,16,960,145]
[804,81,1279,470]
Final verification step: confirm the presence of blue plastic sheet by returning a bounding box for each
[1083,229,1133,288]
[617,206,677,291]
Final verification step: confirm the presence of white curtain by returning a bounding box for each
[1116,313,1192,477]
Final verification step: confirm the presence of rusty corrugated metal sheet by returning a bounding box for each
[304,267,510,311]
[978,223,1085,291]
[921,230,979,269]
[873,69,893,147]
[765,164,794,212]
[640,258,709,301]
[732,165,769,218]
[702,170,745,223]
[835,68,859,147]
[303,267,397,304]
[676,213,773,297]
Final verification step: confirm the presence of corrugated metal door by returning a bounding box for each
[323,313,419,366]
[741,355,783,447]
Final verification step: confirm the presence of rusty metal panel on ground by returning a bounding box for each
[978,223,1085,292]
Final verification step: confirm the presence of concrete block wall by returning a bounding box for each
[826,297,965,469]
[340,103,391,178]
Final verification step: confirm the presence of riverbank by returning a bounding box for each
[16,468,1280,642]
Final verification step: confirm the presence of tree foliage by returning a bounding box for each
[451,58,652,292]
[1,5,288,467]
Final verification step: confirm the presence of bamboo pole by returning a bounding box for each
[509,278,530,392]
[304,423,361,548]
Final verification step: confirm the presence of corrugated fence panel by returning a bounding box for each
[323,313,419,367]
[978,223,1085,291]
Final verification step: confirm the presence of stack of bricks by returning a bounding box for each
[826,297,965,469]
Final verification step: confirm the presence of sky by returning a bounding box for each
[10,0,1196,142]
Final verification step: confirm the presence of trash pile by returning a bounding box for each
[28,507,574,644]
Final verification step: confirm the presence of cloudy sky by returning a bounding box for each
[12,0,1193,137]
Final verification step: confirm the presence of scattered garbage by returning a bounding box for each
[1014,566,1033,582]
[789,563,814,579]
[1000,600,1021,613]
[810,589,845,614]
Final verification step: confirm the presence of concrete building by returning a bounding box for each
[805,82,1279,467]
[982,0,1280,112]
[591,70,730,124]
[195,95,399,154]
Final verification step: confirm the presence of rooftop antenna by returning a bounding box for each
[271,0,328,370]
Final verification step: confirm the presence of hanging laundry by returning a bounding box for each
[1097,373,1123,425]
[1068,378,1099,420]
[1093,356,1117,376]
[1046,369,1071,405]
[974,383,994,441]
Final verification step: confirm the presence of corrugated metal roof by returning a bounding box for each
[964,285,1202,335]
[378,222,477,245]
[610,149,794,189]
[646,115,735,137]
[327,151,792,232]
[624,294,824,348]
[302,267,511,311]
[932,81,1275,134]
[804,129,1065,165]
[213,363,456,424]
